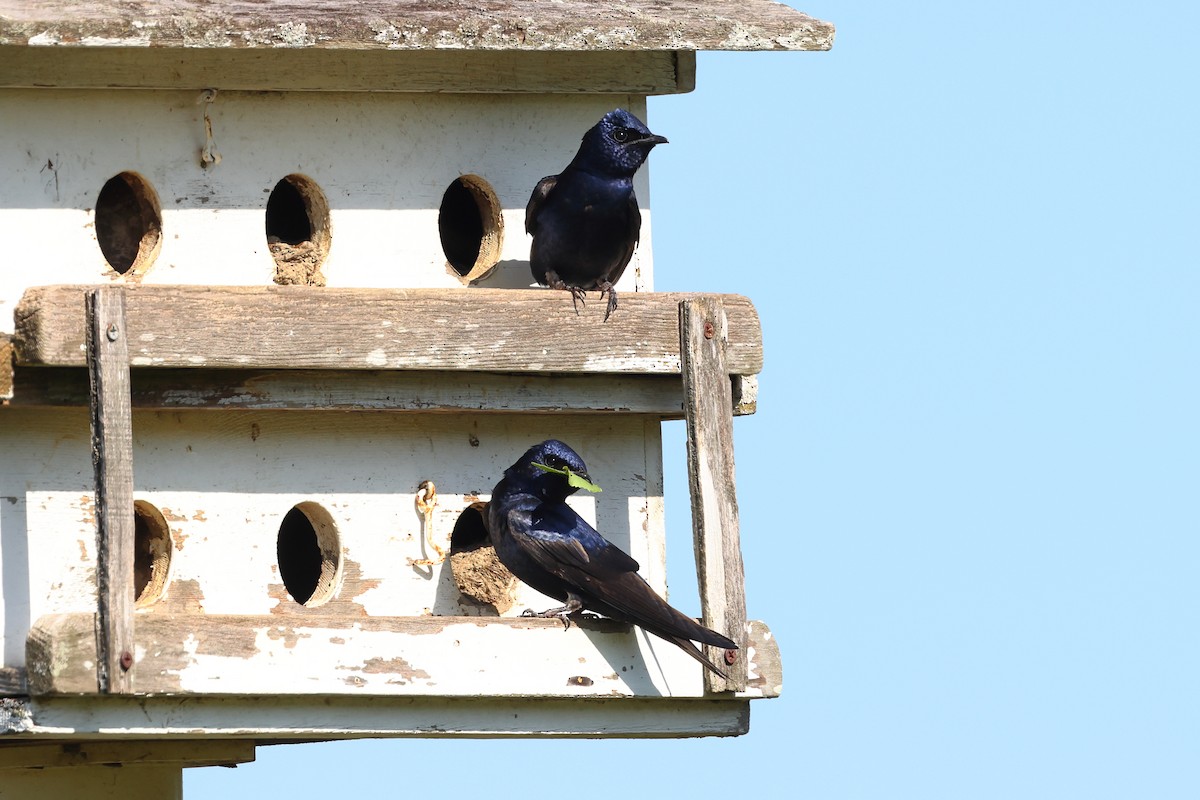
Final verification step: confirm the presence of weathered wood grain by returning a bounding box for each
[86,288,135,695]
[680,298,748,693]
[0,48,693,94]
[23,694,751,739]
[25,613,782,700]
[0,2,835,52]
[0,667,27,696]
[15,286,763,376]
[0,333,11,401]
[4,367,694,416]
[0,740,255,770]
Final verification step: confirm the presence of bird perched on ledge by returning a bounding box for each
[487,439,737,679]
[526,109,668,321]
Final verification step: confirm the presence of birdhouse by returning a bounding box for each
[0,0,834,791]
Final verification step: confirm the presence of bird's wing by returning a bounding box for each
[605,191,642,286]
[509,501,738,653]
[525,175,558,236]
[506,502,640,578]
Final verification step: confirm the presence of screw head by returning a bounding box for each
[106,323,120,342]
[119,650,134,671]
[703,321,715,339]
[724,648,737,666]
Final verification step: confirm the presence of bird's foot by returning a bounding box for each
[521,596,585,630]
[598,282,618,322]
[567,286,587,315]
[546,273,586,315]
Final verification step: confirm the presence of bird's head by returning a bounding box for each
[574,109,668,178]
[512,439,600,501]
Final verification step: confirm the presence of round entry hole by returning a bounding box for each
[438,175,503,283]
[95,171,163,275]
[276,501,341,606]
[266,174,331,286]
[133,500,172,607]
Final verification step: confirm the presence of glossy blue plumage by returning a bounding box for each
[526,109,667,320]
[487,439,736,678]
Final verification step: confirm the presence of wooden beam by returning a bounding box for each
[680,298,748,693]
[15,286,763,376]
[0,333,11,401]
[26,694,752,740]
[0,740,255,770]
[0,48,693,94]
[4,367,701,417]
[86,288,135,695]
[0,667,28,696]
[0,2,836,53]
[25,613,781,700]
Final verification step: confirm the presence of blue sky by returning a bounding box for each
[188,2,1199,797]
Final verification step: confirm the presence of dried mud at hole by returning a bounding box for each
[270,239,326,286]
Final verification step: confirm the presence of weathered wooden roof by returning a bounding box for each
[0,1,833,51]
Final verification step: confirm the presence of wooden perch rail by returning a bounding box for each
[13,286,763,376]
[25,614,782,700]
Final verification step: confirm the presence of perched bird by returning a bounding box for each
[526,109,668,321]
[487,439,737,679]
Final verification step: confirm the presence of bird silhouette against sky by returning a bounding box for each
[526,109,667,321]
[488,439,737,679]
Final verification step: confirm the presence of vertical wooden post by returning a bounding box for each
[86,287,135,694]
[679,297,748,693]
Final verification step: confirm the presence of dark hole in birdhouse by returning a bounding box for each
[133,500,172,607]
[266,174,331,286]
[449,502,517,614]
[276,502,341,607]
[95,171,162,275]
[438,175,504,283]
[450,501,490,552]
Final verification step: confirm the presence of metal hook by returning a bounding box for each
[198,88,222,168]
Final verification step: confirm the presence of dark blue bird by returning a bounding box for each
[487,439,737,679]
[526,109,668,321]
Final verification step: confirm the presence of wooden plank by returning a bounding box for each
[0,333,11,401]
[4,367,694,417]
[0,48,692,94]
[0,740,255,770]
[15,286,763,376]
[0,667,28,696]
[27,695,751,740]
[85,288,135,695]
[25,613,781,700]
[680,297,748,693]
[0,1,835,53]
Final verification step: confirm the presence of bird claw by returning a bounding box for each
[568,287,587,315]
[521,606,574,630]
[546,276,587,316]
[598,283,618,322]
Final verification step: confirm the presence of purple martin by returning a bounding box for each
[488,439,737,679]
[526,109,668,321]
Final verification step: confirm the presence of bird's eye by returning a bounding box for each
[612,128,630,143]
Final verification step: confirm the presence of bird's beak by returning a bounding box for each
[641,134,669,146]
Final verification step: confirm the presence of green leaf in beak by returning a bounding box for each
[532,462,603,493]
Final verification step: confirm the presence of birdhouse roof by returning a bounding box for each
[0,0,833,51]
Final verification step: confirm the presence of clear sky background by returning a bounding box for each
[187,2,1199,797]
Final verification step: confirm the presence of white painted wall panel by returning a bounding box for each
[0,89,659,331]
[0,408,667,669]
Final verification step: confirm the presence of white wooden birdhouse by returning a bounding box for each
[0,1,833,792]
